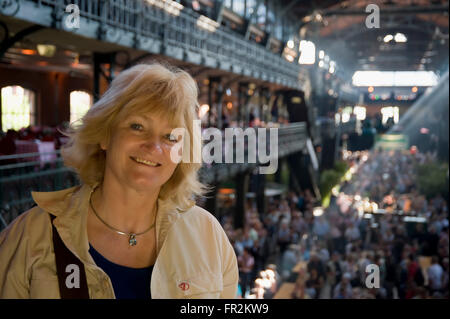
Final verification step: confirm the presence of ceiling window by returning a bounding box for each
[352,71,438,87]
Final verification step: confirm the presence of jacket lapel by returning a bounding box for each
[155,198,181,255]
[32,184,96,266]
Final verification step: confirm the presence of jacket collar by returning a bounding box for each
[31,183,182,265]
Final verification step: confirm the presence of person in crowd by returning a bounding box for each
[0,129,18,166]
[305,268,323,299]
[345,221,361,242]
[276,219,292,257]
[441,257,449,298]
[281,244,301,280]
[307,252,326,282]
[333,272,353,299]
[427,255,444,295]
[241,227,254,250]
[423,226,440,256]
[393,226,408,263]
[313,215,330,241]
[238,247,255,298]
[291,268,308,299]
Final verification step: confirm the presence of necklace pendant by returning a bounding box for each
[129,234,137,246]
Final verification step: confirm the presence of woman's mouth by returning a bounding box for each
[130,156,161,167]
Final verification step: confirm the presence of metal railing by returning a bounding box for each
[1,0,301,87]
[316,117,358,139]
[0,151,79,229]
[199,123,307,183]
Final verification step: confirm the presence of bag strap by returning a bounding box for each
[50,214,90,299]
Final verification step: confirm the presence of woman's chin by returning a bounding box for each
[126,175,162,192]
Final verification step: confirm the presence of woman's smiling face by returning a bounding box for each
[101,112,181,193]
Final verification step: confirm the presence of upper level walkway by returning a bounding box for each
[0,0,302,88]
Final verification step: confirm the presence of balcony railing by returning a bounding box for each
[199,122,307,183]
[1,0,301,88]
[316,117,358,139]
[0,151,79,229]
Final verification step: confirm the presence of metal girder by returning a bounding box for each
[190,66,212,77]
[348,40,436,46]
[265,35,272,50]
[245,0,264,40]
[0,23,44,60]
[223,74,244,88]
[93,52,117,102]
[123,52,153,70]
[279,0,303,18]
[215,0,227,26]
[322,5,449,16]
[295,4,448,38]
[207,76,221,128]
[326,20,437,43]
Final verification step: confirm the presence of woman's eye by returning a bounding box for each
[130,123,143,131]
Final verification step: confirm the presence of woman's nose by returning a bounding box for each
[141,137,163,154]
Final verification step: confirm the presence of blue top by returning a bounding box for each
[88,243,153,299]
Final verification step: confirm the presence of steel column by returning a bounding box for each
[234,171,249,229]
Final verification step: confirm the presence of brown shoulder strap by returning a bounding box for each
[50,214,90,299]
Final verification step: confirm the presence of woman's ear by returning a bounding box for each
[100,139,107,151]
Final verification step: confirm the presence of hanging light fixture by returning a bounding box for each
[36,44,56,57]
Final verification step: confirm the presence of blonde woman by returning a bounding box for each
[0,63,239,299]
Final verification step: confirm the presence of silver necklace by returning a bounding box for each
[89,186,157,246]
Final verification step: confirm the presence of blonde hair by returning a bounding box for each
[62,62,208,211]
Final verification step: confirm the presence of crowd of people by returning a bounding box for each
[221,149,448,299]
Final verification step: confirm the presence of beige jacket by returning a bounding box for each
[0,184,239,299]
